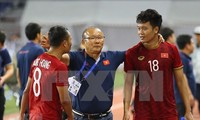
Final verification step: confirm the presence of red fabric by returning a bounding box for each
[125,42,182,119]
[133,115,178,120]
[29,53,68,120]
[103,59,110,65]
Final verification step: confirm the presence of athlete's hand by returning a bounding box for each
[184,112,194,120]
[19,113,24,120]
[123,111,130,120]
[40,35,50,50]
[158,34,164,43]
[189,95,195,107]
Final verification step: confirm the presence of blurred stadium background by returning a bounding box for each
[1,0,200,119]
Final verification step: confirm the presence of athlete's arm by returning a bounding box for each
[19,77,31,120]
[16,68,21,88]
[57,86,73,120]
[123,72,134,120]
[174,68,193,120]
[0,64,14,88]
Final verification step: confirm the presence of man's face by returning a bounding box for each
[40,33,50,49]
[168,33,176,44]
[188,39,195,54]
[83,28,104,54]
[137,21,158,43]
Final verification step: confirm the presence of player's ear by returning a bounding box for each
[36,32,41,40]
[63,40,68,48]
[82,39,87,45]
[154,26,159,34]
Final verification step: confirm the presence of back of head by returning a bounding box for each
[194,26,200,35]
[176,34,192,50]
[25,23,41,41]
[160,27,174,41]
[48,26,70,47]
[136,9,162,30]
[0,31,6,45]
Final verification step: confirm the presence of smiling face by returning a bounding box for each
[82,27,105,54]
[137,21,159,44]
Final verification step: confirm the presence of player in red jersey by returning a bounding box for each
[20,26,73,120]
[123,9,193,120]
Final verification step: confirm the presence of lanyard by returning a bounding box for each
[75,55,101,80]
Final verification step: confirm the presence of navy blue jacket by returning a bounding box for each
[69,50,125,113]
[174,52,196,103]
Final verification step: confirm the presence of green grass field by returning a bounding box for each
[4,85,19,115]
[4,70,125,115]
[114,70,125,89]
[5,96,19,115]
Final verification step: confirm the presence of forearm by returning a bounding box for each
[20,91,29,117]
[16,69,21,88]
[1,64,14,83]
[57,86,73,120]
[123,73,134,113]
[61,96,73,120]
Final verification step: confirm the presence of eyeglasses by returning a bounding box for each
[84,36,105,40]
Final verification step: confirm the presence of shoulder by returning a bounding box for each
[69,50,84,60]
[102,51,125,60]
[103,50,125,55]
[126,42,142,54]
[0,48,11,57]
[162,42,177,50]
[0,48,9,54]
[69,50,83,55]
[42,53,68,71]
[56,61,68,71]
[34,44,45,51]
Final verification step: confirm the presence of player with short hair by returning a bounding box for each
[20,26,73,120]
[123,9,193,120]
[0,30,14,120]
[17,23,45,112]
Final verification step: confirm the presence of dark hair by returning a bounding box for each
[176,34,192,50]
[25,23,41,40]
[160,27,174,41]
[48,26,70,47]
[136,9,162,30]
[0,31,6,45]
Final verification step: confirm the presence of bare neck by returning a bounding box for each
[143,36,160,50]
[32,39,40,44]
[181,49,190,56]
[47,47,63,60]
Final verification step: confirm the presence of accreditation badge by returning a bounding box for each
[68,76,81,96]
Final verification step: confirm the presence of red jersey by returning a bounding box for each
[125,42,182,120]
[29,53,68,120]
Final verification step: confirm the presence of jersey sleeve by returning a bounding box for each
[116,51,126,64]
[29,63,34,78]
[1,49,12,66]
[56,64,68,86]
[69,51,77,66]
[172,46,183,69]
[124,49,134,73]
[36,47,45,56]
